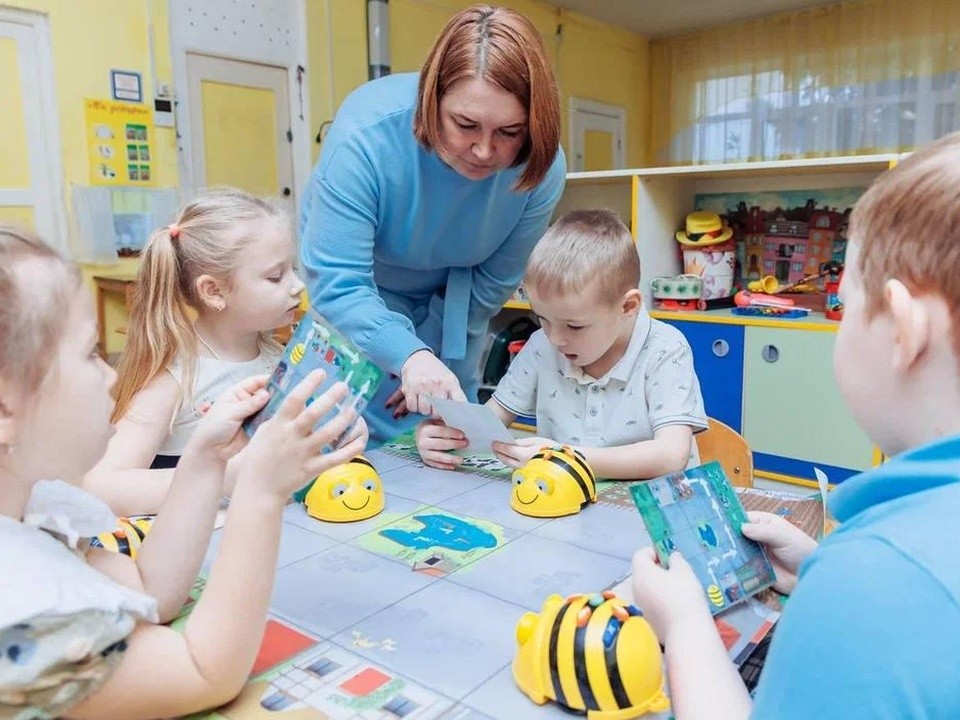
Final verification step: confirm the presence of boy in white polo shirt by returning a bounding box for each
[415,208,708,478]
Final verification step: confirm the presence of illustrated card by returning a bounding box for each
[428,397,514,451]
[380,430,514,480]
[357,510,508,577]
[243,312,383,448]
[630,462,777,615]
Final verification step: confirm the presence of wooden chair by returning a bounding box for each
[696,418,753,488]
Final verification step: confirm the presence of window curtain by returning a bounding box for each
[649,0,960,165]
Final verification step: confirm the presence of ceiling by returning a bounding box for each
[549,0,842,38]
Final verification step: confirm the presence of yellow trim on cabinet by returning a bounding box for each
[503,299,532,311]
[753,469,830,490]
[649,310,838,332]
[872,447,886,466]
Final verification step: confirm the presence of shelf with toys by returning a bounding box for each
[495,153,902,488]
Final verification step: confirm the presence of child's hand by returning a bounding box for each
[243,370,363,500]
[415,418,466,471]
[187,374,271,465]
[337,415,369,450]
[631,547,712,646]
[741,511,818,594]
[490,436,553,468]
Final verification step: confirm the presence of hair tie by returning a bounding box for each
[168,223,181,239]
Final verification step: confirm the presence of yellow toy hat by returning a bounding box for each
[676,211,734,247]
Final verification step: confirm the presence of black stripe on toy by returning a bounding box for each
[548,603,571,708]
[570,448,596,484]
[545,455,591,503]
[351,456,375,470]
[604,640,631,708]
[573,620,599,710]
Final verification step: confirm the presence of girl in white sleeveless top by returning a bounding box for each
[0,227,366,717]
[85,189,368,516]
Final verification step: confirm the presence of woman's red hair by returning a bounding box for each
[414,5,560,192]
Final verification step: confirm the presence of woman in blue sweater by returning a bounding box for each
[300,5,566,442]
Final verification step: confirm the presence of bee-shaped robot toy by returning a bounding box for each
[303,456,384,523]
[511,445,597,518]
[513,592,669,720]
[91,515,155,558]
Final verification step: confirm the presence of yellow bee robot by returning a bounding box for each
[303,456,384,523]
[92,515,155,558]
[511,445,597,518]
[513,592,670,720]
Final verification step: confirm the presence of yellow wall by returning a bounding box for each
[306,0,650,167]
[306,0,369,164]
[7,0,644,356]
[4,0,177,354]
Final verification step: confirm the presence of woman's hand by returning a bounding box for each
[400,350,466,415]
[740,511,818,594]
[384,388,409,420]
[490,436,554,468]
[186,375,270,466]
[414,419,467,470]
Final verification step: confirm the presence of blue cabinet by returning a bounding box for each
[659,319,744,432]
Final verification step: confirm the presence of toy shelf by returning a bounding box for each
[550,154,902,309]
[495,153,904,487]
[649,308,841,332]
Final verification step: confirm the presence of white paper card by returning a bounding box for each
[813,467,831,536]
[429,397,514,451]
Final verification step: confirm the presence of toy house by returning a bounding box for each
[757,211,840,285]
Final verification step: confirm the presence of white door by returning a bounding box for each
[569,98,627,172]
[186,53,295,211]
[0,9,66,251]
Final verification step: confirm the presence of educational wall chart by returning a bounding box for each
[85,98,156,187]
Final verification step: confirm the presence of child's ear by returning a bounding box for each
[621,288,643,316]
[886,278,930,373]
[194,274,226,312]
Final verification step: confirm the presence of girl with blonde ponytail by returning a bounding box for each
[0,226,366,718]
[86,188,367,515]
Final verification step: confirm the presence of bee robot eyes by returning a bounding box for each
[511,446,597,518]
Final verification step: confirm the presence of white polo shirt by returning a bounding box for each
[492,312,708,467]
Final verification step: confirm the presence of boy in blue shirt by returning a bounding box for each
[632,133,960,718]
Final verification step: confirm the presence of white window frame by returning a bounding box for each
[689,67,960,164]
[0,7,67,254]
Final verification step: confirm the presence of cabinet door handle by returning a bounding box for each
[711,339,729,358]
[761,344,780,363]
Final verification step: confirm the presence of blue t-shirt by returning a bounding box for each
[752,434,960,718]
[299,72,566,398]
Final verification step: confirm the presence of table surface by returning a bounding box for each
[194,448,665,720]
[187,450,804,719]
